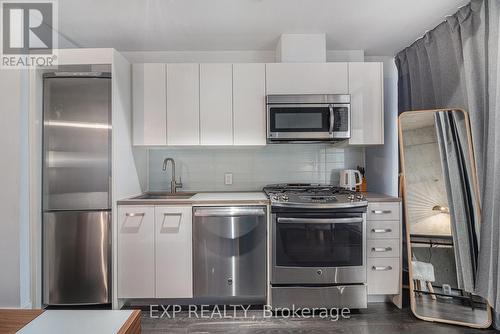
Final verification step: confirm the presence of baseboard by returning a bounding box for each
[21,301,33,309]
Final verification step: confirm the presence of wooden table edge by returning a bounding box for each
[117,309,141,334]
[0,309,45,334]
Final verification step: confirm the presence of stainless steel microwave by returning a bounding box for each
[266,94,350,142]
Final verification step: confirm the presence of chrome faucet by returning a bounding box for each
[162,158,182,193]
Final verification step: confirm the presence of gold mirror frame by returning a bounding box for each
[398,108,492,328]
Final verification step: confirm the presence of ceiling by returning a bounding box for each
[57,0,469,56]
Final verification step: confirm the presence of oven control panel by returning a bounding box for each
[298,195,337,203]
[268,192,366,208]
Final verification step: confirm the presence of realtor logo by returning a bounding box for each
[1,0,57,68]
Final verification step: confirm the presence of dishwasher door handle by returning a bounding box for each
[194,207,266,217]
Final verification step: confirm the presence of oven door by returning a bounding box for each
[272,213,366,285]
[267,103,350,141]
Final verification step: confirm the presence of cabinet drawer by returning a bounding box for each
[367,239,399,258]
[367,220,399,239]
[367,258,399,295]
[367,202,400,221]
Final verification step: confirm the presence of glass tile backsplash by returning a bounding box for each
[148,144,364,192]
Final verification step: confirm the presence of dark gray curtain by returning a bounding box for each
[396,0,500,325]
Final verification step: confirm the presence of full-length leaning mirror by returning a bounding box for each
[399,109,491,328]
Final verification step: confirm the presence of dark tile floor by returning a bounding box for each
[139,304,498,333]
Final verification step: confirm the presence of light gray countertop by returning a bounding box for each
[117,191,270,206]
[362,192,401,202]
[117,190,399,205]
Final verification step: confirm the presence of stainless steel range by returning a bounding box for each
[263,183,368,309]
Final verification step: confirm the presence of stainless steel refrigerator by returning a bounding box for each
[42,72,112,306]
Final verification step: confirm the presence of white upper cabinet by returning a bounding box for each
[131,61,383,146]
[265,63,348,94]
[155,206,193,298]
[199,64,234,145]
[348,62,384,145]
[132,63,166,145]
[166,63,200,145]
[232,63,266,146]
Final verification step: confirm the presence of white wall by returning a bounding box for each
[148,145,365,192]
[364,56,399,196]
[19,70,30,308]
[0,69,30,308]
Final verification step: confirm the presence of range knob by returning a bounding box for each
[281,195,289,201]
[356,194,364,200]
[347,194,355,201]
[272,195,279,201]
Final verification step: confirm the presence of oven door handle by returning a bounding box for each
[277,217,363,224]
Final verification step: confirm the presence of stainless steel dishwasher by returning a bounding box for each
[193,206,267,304]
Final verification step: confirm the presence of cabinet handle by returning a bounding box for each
[122,212,145,231]
[125,212,145,217]
[372,210,392,214]
[372,266,393,271]
[372,247,392,252]
[161,213,182,231]
[371,228,392,233]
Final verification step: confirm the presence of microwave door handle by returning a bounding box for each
[329,104,334,136]
[277,217,363,224]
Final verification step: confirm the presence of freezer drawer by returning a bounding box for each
[193,207,267,303]
[43,210,111,305]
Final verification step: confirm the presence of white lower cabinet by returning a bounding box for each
[117,205,193,299]
[155,206,193,298]
[117,206,155,298]
[366,200,401,301]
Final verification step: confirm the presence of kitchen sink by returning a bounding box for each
[131,192,196,200]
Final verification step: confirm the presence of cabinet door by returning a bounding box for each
[132,63,167,145]
[166,64,200,145]
[348,62,384,145]
[200,64,233,145]
[155,206,193,298]
[233,63,266,145]
[117,206,155,298]
[265,63,348,94]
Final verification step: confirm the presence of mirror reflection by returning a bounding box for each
[399,109,490,327]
